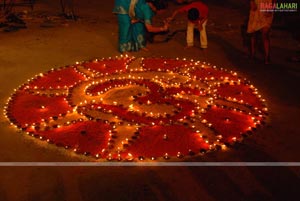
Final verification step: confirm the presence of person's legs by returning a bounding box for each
[132,22,147,51]
[199,20,208,49]
[249,32,256,59]
[186,21,194,47]
[118,14,132,53]
[261,26,271,64]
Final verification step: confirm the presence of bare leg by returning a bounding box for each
[250,33,256,59]
[262,26,271,64]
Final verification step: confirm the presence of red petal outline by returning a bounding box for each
[124,125,209,158]
[8,91,72,127]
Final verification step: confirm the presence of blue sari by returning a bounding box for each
[113,0,133,53]
[132,1,154,50]
[113,0,154,53]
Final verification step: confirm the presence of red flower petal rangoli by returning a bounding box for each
[4,56,268,161]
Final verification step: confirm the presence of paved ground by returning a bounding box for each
[0,0,299,200]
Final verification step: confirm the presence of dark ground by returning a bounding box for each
[0,0,300,200]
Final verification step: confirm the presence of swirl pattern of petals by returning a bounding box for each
[4,55,268,161]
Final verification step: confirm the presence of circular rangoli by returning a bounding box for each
[4,56,267,161]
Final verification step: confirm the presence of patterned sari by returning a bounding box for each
[113,0,133,53]
[113,0,153,53]
[132,0,154,50]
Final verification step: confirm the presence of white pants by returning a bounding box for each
[186,20,208,48]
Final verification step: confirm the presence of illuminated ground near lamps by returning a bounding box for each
[4,55,268,161]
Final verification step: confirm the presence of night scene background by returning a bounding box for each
[0,0,299,200]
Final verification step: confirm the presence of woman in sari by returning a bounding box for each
[113,0,168,53]
[113,0,135,53]
[133,0,169,50]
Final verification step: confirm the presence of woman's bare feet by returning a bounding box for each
[141,47,149,52]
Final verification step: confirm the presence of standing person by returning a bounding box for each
[113,0,136,53]
[168,1,208,50]
[247,0,274,64]
[113,0,169,53]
